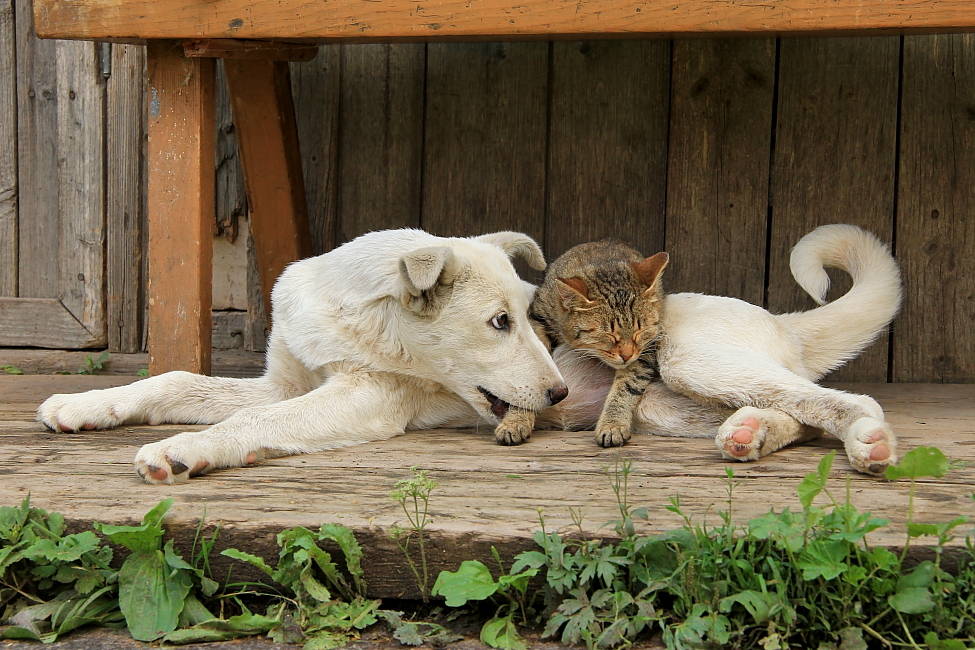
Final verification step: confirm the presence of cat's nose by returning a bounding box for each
[547,384,569,406]
[618,341,638,362]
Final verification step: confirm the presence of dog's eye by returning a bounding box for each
[490,313,509,331]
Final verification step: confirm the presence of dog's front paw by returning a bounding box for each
[37,391,127,433]
[595,423,631,448]
[846,417,897,476]
[133,433,262,485]
[716,410,767,462]
[495,420,532,446]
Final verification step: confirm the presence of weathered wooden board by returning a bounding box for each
[0,297,103,347]
[665,38,775,304]
[338,44,424,241]
[224,59,312,314]
[768,37,899,382]
[894,35,975,383]
[32,0,975,43]
[1,376,972,599]
[0,0,14,297]
[145,42,215,375]
[56,40,106,346]
[289,46,340,255]
[16,0,58,299]
[547,40,669,259]
[0,349,264,377]
[106,44,146,353]
[422,42,547,244]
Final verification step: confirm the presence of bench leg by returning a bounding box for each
[223,59,311,320]
[146,42,215,375]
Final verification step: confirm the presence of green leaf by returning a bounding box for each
[719,590,772,624]
[318,523,365,585]
[95,499,173,553]
[432,560,498,606]
[748,509,805,552]
[163,612,280,644]
[117,549,192,641]
[480,615,526,650]
[510,550,547,574]
[497,568,538,595]
[837,627,868,650]
[885,446,950,480]
[798,452,835,509]
[221,547,275,577]
[797,540,848,581]
[888,586,934,613]
[922,632,970,650]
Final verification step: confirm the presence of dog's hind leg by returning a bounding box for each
[715,407,820,462]
[132,372,427,484]
[663,348,896,475]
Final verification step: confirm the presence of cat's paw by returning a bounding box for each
[716,410,767,462]
[595,423,631,448]
[845,417,897,476]
[495,420,532,446]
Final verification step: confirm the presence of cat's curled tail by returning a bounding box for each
[778,224,902,379]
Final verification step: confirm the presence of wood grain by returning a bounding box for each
[0,0,14,297]
[224,59,312,316]
[106,44,146,353]
[422,42,547,244]
[337,44,424,242]
[894,35,975,382]
[289,46,340,255]
[56,40,106,347]
[1,375,972,598]
[546,40,669,259]
[16,0,58,298]
[768,37,898,382]
[665,39,775,304]
[0,348,264,377]
[183,39,318,61]
[32,0,975,42]
[146,42,215,375]
[0,297,103,347]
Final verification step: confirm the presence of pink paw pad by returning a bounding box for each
[727,417,760,456]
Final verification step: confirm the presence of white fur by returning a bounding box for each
[37,225,901,482]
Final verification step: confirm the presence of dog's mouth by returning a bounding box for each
[477,386,511,419]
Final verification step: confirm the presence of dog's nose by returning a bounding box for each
[547,384,569,406]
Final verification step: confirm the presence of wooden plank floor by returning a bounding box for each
[1,375,973,598]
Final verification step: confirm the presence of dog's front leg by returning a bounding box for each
[133,372,420,484]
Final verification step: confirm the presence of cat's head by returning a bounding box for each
[554,252,669,369]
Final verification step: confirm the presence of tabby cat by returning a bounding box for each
[495,240,669,447]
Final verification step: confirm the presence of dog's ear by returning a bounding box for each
[632,252,669,290]
[474,232,546,271]
[556,276,592,309]
[399,246,457,307]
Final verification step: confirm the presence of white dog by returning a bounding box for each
[37,225,900,483]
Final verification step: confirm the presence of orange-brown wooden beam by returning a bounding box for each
[223,59,312,317]
[146,41,215,375]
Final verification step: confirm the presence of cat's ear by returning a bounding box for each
[632,252,669,289]
[398,246,457,310]
[556,276,592,308]
[473,232,546,271]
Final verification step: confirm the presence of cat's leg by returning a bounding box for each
[495,408,536,445]
[595,356,658,447]
[715,407,820,461]
[663,348,895,475]
[134,371,423,484]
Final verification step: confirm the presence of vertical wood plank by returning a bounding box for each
[214,61,247,243]
[223,59,312,316]
[106,43,145,352]
[146,41,215,375]
[0,0,15,296]
[56,40,105,345]
[338,44,424,241]
[290,45,340,255]
[768,37,899,381]
[547,40,670,260]
[665,39,775,304]
[895,34,975,382]
[422,42,547,244]
[16,0,58,298]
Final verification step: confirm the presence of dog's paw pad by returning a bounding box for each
[38,392,124,433]
[717,413,765,462]
[595,424,631,448]
[847,418,897,476]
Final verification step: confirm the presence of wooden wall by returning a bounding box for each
[0,2,972,382]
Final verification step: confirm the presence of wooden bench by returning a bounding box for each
[31,0,975,375]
